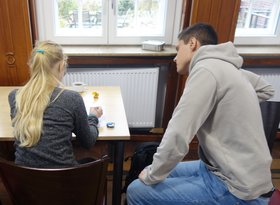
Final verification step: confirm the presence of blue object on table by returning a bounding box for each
[107,122,115,128]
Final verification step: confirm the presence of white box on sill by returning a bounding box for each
[142,40,165,51]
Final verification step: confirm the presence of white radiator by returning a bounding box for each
[63,68,159,128]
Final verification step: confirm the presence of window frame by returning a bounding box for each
[35,0,183,45]
[234,0,280,45]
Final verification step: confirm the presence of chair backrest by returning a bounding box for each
[260,101,280,152]
[0,156,109,205]
[269,189,280,205]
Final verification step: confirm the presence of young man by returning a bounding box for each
[127,23,275,205]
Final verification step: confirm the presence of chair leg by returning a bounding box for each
[103,177,107,205]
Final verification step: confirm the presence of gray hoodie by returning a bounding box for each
[142,42,274,200]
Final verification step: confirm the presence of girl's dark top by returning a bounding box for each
[8,87,99,168]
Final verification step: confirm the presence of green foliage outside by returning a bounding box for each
[57,0,160,28]
[58,0,78,17]
[118,0,134,15]
[57,0,77,27]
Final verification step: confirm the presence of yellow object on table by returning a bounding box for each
[92,91,99,98]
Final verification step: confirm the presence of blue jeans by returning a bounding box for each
[127,160,269,205]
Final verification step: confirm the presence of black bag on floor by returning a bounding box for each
[122,141,160,193]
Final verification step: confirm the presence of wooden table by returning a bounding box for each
[0,86,130,205]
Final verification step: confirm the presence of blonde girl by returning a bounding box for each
[8,41,102,168]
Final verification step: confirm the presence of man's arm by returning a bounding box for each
[241,69,275,101]
[140,68,218,185]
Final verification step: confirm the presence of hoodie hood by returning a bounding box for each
[189,41,243,73]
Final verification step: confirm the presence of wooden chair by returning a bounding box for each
[260,101,280,152]
[269,189,280,205]
[0,156,109,205]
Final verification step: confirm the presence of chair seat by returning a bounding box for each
[269,189,280,205]
[0,156,109,205]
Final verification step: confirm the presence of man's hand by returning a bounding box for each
[138,168,147,182]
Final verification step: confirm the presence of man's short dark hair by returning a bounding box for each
[178,23,218,46]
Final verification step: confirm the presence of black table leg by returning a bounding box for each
[112,141,125,205]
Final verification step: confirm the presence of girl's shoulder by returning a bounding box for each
[54,87,80,97]
[52,87,84,105]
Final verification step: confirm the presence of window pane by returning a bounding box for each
[236,0,280,36]
[36,0,181,45]
[55,0,103,36]
[116,0,167,36]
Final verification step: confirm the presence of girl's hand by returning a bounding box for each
[89,106,103,118]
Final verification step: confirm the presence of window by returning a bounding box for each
[36,0,183,45]
[234,0,280,45]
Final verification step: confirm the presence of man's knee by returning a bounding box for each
[127,179,143,195]
[127,179,151,204]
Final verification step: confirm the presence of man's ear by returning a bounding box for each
[189,37,200,51]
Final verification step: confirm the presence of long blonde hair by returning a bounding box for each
[13,41,67,147]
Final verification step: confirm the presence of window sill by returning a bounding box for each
[63,45,177,57]
[62,45,280,57]
[236,45,280,57]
